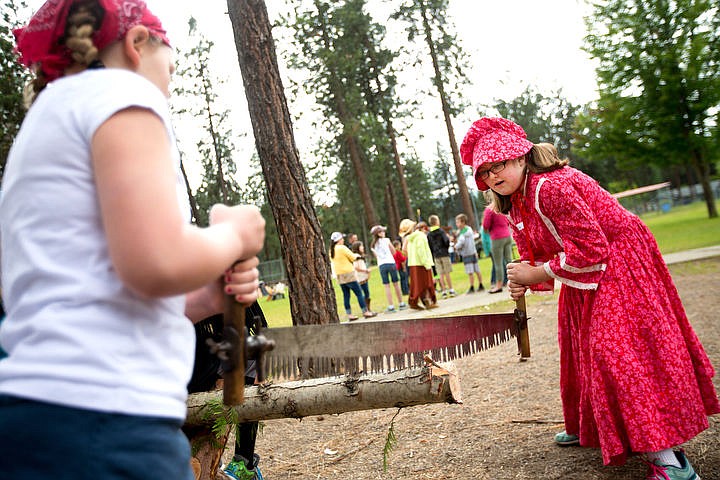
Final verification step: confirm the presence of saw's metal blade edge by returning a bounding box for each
[260,313,517,359]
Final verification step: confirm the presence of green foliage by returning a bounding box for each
[583,0,720,215]
[0,0,29,179]
[403,152,437,219]
[200,397,239,449]
[494,86,580,155]
[383,408,402,471]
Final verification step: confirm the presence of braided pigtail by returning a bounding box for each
[64,1,103,67]
[24,1,104,105]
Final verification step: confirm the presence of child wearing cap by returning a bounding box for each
[460,116,719,478]
[0,1,264,478]
[370,225,407,312]
[330,232,376,320]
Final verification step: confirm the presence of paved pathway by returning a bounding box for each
[378,245,720,320]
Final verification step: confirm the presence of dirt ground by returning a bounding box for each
[249,258,720,480]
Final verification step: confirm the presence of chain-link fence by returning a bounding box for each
[258,258,286,283]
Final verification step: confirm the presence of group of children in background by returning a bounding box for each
[331,210,494,318]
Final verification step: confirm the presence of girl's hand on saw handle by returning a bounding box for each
[224,259,261,304]
[210,204,265,304]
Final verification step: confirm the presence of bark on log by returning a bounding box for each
[182,423,231,480]
[186,363,462,425]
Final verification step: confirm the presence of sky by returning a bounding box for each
[23,0,600,194]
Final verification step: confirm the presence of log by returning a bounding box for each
[185,363,462,426]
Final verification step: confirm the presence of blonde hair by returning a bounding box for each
[428,215,440,226]
[491,143,569,214]
[25,1,103,105]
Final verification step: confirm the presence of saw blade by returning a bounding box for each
[259,313,518,380]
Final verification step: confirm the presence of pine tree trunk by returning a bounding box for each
[690,149,718,218]
[386,120,413,219]
[226,0,339,325]
[419,0,476,230]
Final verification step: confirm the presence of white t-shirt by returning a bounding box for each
[0,69,194,420]
[372,237,395,266]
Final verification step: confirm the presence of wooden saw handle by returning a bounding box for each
[514,295,531,360]
[222,296,246,406]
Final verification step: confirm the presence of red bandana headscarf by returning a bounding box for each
[13,0,170,81]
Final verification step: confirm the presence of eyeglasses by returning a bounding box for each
[477,160,508,180]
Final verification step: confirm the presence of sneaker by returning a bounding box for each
[477,284,486,292]
[386,305,396,313]
[554,431,580,446]
[223,454,263,480]
[466,286,475,294]
[398,302,408,310]
[441,290,448,299]
[448,289,456,297]
[644,451,700,480]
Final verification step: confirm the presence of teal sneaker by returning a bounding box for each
[554,431,580,446]
[222,454,264,480]
[644,451,700,480]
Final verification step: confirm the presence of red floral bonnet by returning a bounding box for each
[14,0,170,82]
[460,117,534,191]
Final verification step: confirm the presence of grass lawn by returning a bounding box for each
[261,199,720,327]
[638,200,720,254]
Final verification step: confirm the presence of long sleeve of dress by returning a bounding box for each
[535,178,609,289]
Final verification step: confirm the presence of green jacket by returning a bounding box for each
[405,231,434,269]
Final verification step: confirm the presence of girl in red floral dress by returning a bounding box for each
[460,117,719,479]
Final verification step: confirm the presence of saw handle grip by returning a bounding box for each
[222,297,247,406]
[514,295,531,360]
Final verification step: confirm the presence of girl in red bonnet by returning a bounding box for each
[460,117,719,479]
[0,1,265,478]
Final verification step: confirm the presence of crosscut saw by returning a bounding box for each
[256,297,530,381]
[216,298,530,404]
